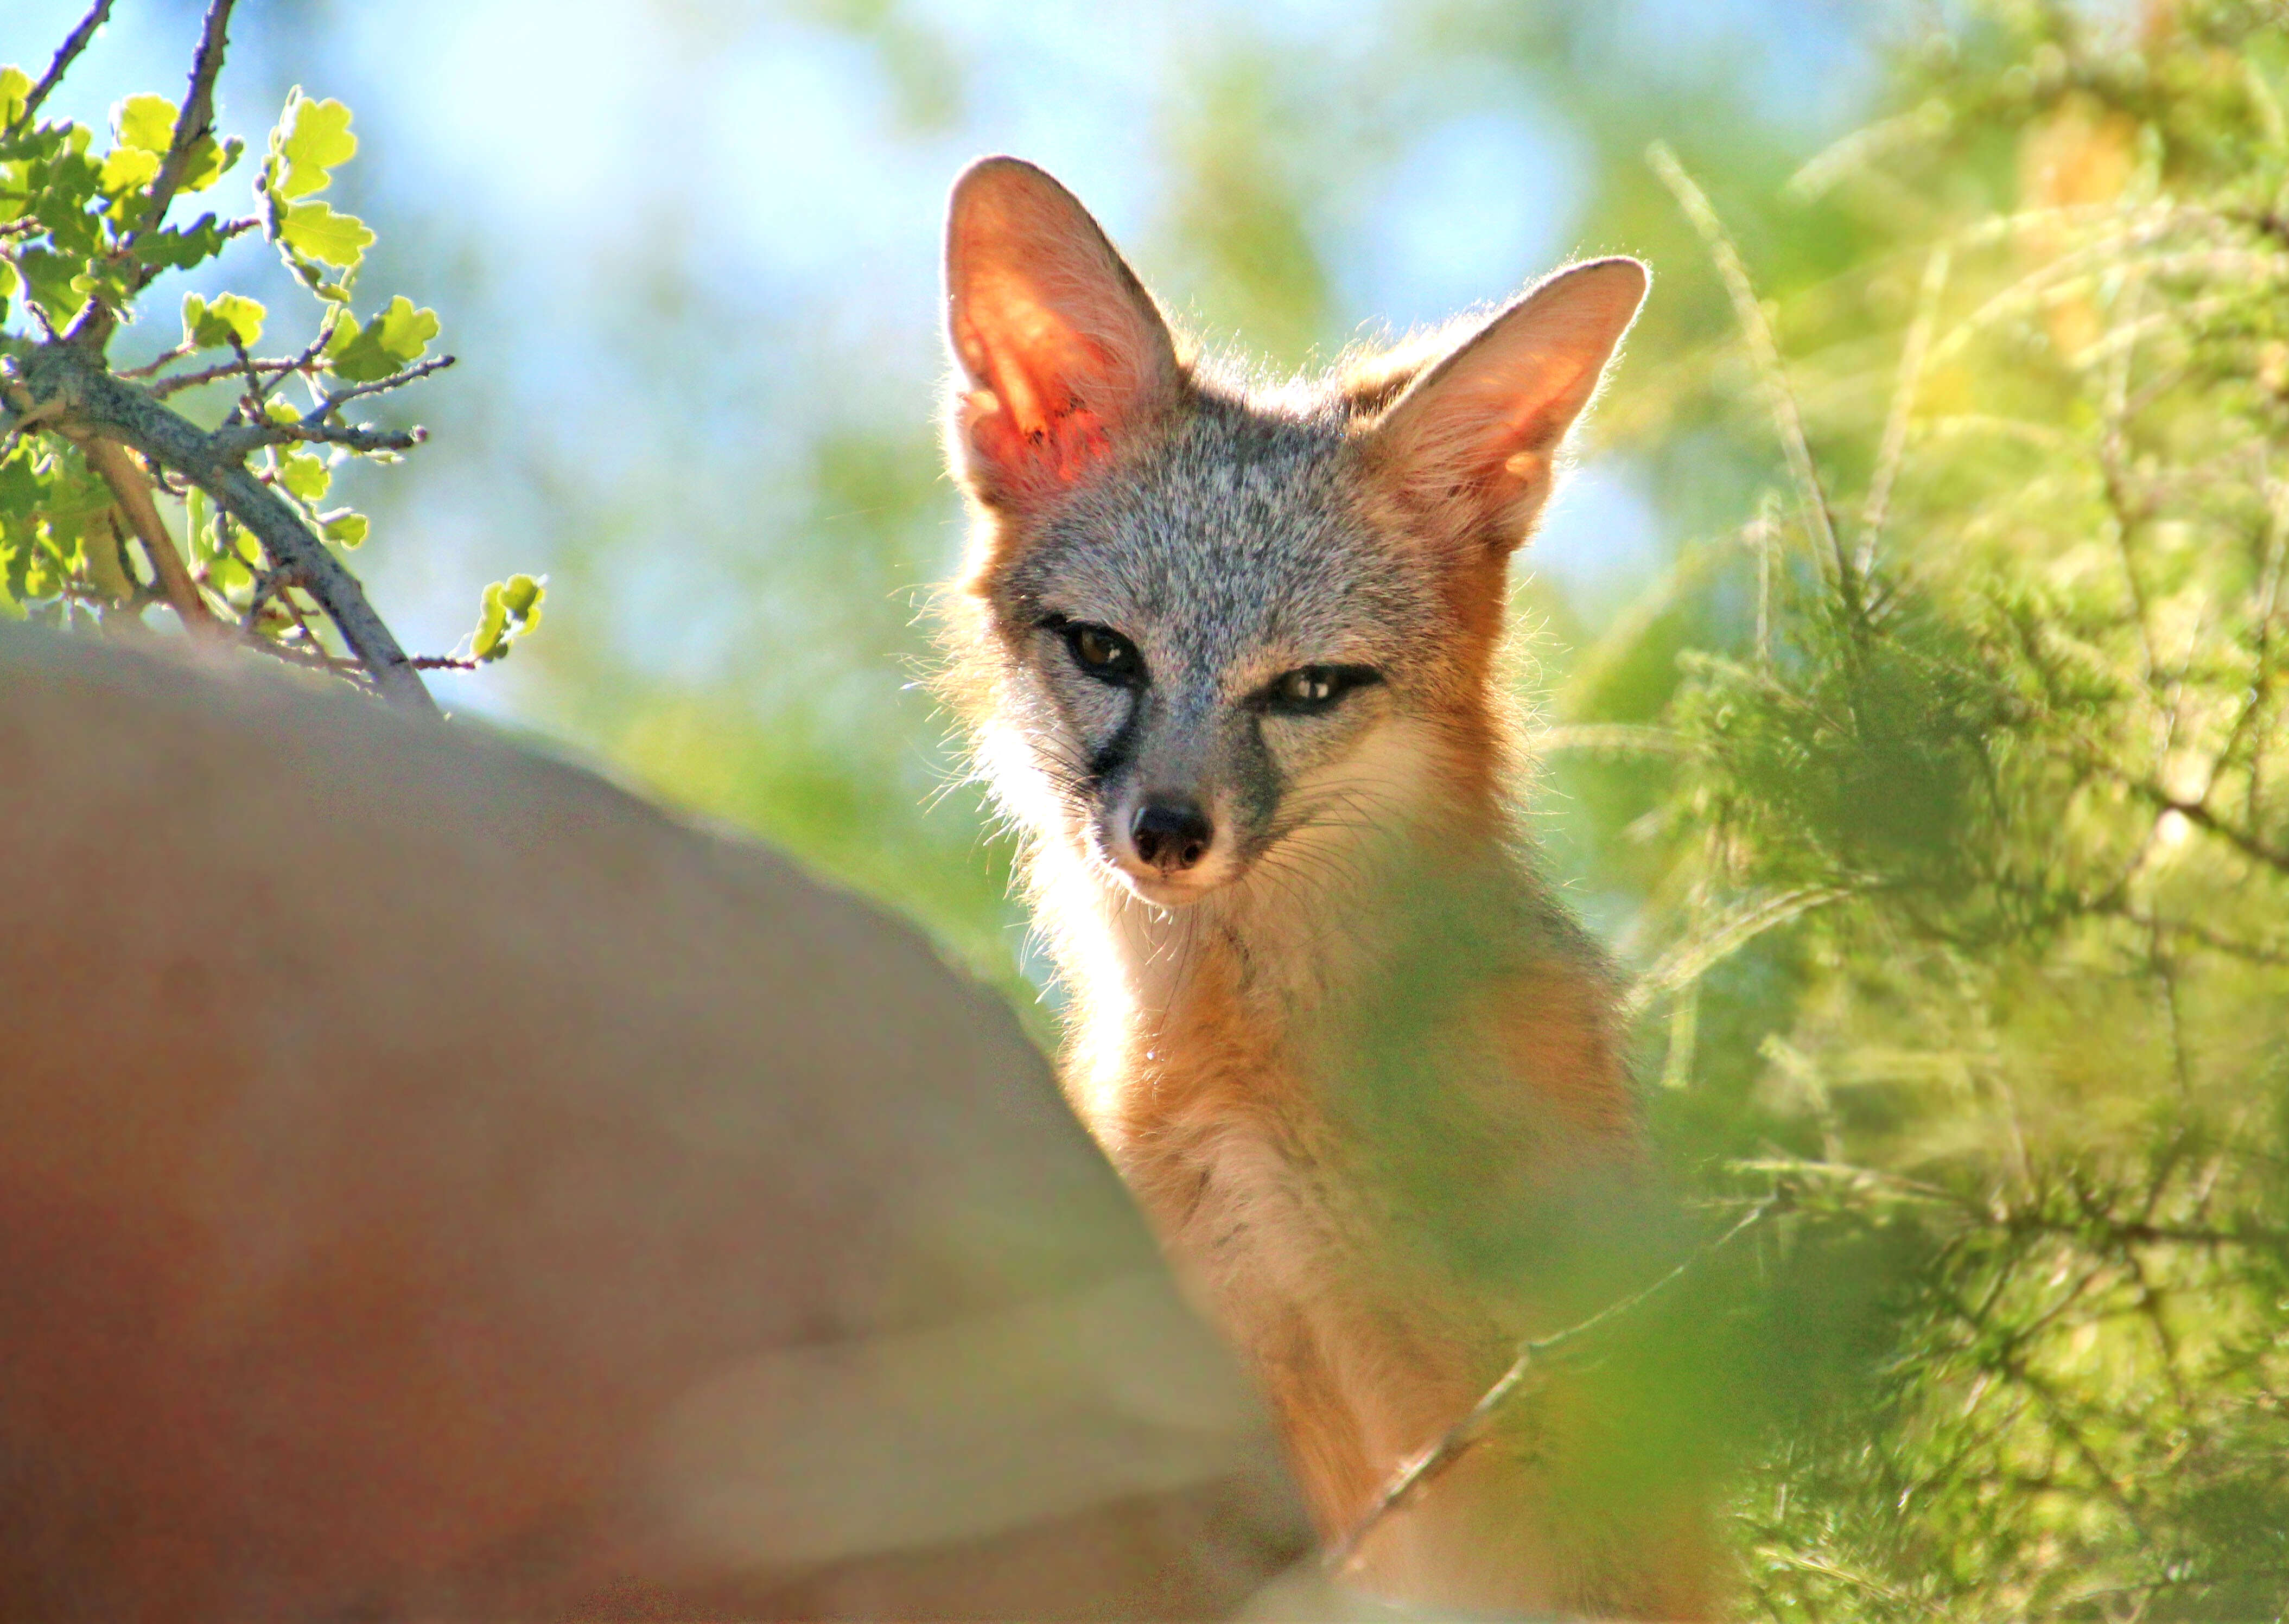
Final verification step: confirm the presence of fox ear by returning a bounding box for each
[1366,257,1647,555]
[944,157,1181,511]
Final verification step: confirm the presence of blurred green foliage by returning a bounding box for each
[1541,2,2289,1614]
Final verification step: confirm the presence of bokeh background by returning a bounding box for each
[14,0,1873,1003]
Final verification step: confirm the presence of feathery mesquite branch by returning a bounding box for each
[1649,142,1861,623]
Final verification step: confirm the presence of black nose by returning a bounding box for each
[1130,799,1213,874]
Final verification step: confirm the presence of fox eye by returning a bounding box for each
[1265,665,1381,716]
[1057,620,1144,686]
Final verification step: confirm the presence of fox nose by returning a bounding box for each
[1130,799,1213,874]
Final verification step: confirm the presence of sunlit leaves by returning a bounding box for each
[323,296,437,382]
[276,199,373,272]
[0,438,115,620]
[268,92,355,200]
[0,17,522,679]
[0,65,31,132]
[97,145,160,200]
[262,91,370,292]
[320,510,369,547]
[277,447,330,504]
[470,574,545,661]
[114,93,176,155]
[132,212,232,276]
[1589,4,2289,1616]
[182,290,264,349]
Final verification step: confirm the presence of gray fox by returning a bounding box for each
[936,156,1713,1618]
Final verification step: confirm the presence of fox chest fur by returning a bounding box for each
[1034,829,1638,1526]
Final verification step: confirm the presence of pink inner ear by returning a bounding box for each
[964,387,1112,487]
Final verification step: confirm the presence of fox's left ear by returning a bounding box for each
[1365,257,1648,555]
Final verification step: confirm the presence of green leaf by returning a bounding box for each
[470,573,545,662]
[320,510,368,547]
[270,92,356,201]
[322,295,439,383]
[16,245,84,326]
[181,290,265,349]
[115,93,177,155]
[278,447,330,504]
[97,144,160,199]
[277,199,372,270]
[178,133,240,195]
[0,66,32,131]
[183,485,216,562]
[132,212,230,276]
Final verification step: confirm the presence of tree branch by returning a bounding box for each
[149,309,344,401]
[12,1,114,133]
[13,340,436,716]
[211,419,427,457]
[125,0,235,258]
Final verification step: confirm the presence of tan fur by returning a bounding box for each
[938,158,1713,1617]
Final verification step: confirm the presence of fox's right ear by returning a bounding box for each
[943,157,1181,513]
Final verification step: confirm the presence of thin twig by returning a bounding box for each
[212,418,426,457]
[308,353,456,420]
[2144,790,2289,877]
[149,308,344,400]
[12,1,114,132]
[1325,1196,1780,1574]
[120,343,196,381]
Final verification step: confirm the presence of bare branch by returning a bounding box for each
[12,1,114,132]
[124,0,236,257]
[310,354,456,418]
[149,308,345,400]
[211,419,427,457]
[120,343,197,381]
[79,435,215,627]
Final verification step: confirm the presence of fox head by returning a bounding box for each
[939,157,1645,913]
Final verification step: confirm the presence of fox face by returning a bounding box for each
[940,158,1645,912]
[987,415,1440,906]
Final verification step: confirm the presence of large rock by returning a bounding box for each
[0,626,1311,1619]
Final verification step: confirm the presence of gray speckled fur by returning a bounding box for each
[996,378,1453,871]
